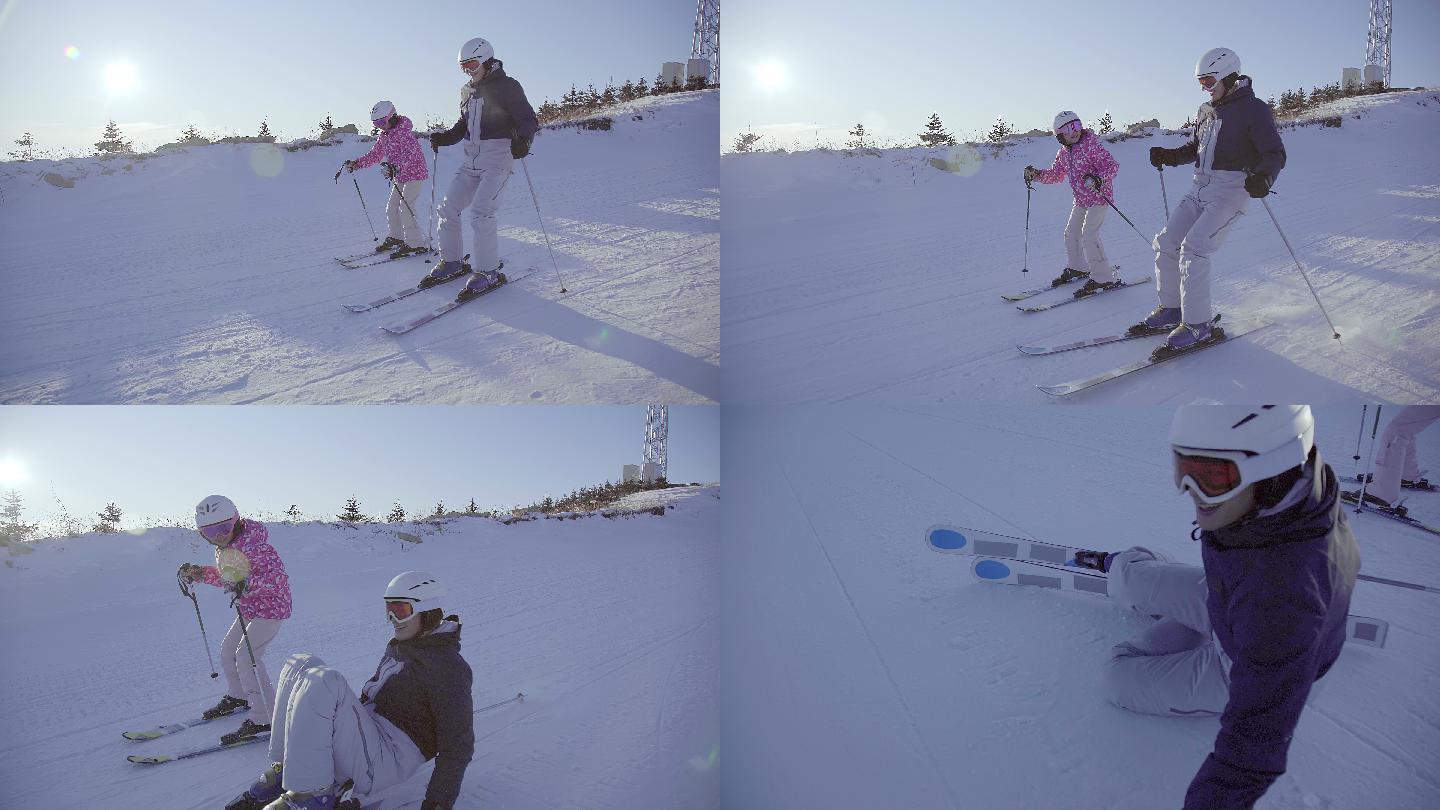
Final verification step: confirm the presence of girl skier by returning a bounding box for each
[1073,405,1357,810]
[181,495,292,745]
[226,572,473,810]
[343,100,430,259]
[1024,110,1122,299]
[423,36,539,301]
[1137,47,1286,351]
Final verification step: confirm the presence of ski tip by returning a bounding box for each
[927,526,968,551]
[122,731,158,741]
[1017,346,1045,355]
[973,559,1012,580]
[128,755,169,764]
[1036,383,1072,397]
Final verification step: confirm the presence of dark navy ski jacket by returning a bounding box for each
[431,61,539,146]
[360,618,475,809]
[1162,77,1287,186]
[1184,451,1358,809]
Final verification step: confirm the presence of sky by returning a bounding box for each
[724,0,1440,149]
[0,0,700,155]
[0,406,720,532]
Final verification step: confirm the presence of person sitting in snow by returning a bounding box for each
[1135,47,1286,352]
[342,100,431,259]
[1024,110,1123,299]
[1072,405,1357,810]
[181,494,292,745]
[226,572,473,810]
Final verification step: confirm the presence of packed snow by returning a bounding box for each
[722,90,1440,403]
[722,406,1440,809]
[0,486,719,808]
[0,90,719,404]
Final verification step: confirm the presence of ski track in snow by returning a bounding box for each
[721,91,1440,404]
[0,91,719,404]
[0,488,720,808]
[723,407,1440,809]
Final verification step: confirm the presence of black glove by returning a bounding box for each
[510,135,532,160]
[1148,146,1168,168]
[429,136,440,154]
[1023,165,1037,183]
[381,162,397,180]
[1244,173,1271,198]
[1082,173,1102,192]
[342,159,356,173]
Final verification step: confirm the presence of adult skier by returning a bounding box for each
[1134,47,1286,351]
[343,101,431,259]
[423,36,539,302]
[1348,405,1440,513]
[180,495,293,745]
[226,572,474,810]
[1072,405,1357,809]
[1024,111,1123,298]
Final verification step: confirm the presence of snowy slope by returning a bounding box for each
[0,90,719,404]
[722,407,1440,809]
[722,90,1440,403]
[0,487,719,808]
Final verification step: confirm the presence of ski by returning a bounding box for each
[1353,473,1435,492]
[1016,279,1147,312]
[1001,276,1084,302]
[381,268,536,336]
[1037,317,1269,397]
[127,731,270,765]
[343,255,478,313]
[122,707,245,741]
[926,524,1085,566]
[338,249,436,270]
[1340,492,1440,536]
[968,556,1389,648]
[1018,328,1164,356]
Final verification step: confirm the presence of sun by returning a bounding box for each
[0,457,27,487]
[753,60,788,93]
[102,61,138,93]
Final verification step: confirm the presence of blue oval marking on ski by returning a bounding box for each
[975,559,1011,580]
[929,528,968,551]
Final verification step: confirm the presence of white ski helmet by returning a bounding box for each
[1052,110,1081,134]
[384,571,446,625]
[1169,406,1314,504]
[458,37,494,65]
[1195,48,1242,90]
[370,100,395,122]
[195,495,239,528]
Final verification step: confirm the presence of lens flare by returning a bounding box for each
[249,143,284,178]
[64,45,80,60]
[0,457,27,485]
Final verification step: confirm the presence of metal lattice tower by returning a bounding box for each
[644,405,669,481]
[691,0,720,85]
[1367,0,1392,87]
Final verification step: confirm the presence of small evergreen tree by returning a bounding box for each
[180,124,204,142]
[387,502,406,522]
[918,113,955,147]
[635,77,649,96]
[465,498,479,515]
[285,504,301,522]
[318,114,335,136]
[95,120,132,154]
[986,116,1014,145]
[338,496,365,523]
[733,130,763,153]
[846,123,868,149]
[1097,112,1114,135]
[10,131,36,161]
[653,71,667,95]
[94,502,123,534]
[1,490,37,544]
[600,84,618,107]
[619,79,637,102]
[685,74,707,91]
[432,502,446,518]
[258,120,273,139]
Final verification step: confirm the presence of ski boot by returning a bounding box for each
[1072,278,1124,299]
[221,718,272,745]
[1072,549,1113,572]
[374,236,404,253]
[388,243,430,260]
[1125,306,1180,337]
[204,694,250,720]
[263,789,338,809]
[1151,320,1225,361]
[1345,490,1408,517]
[226,763,284,810]
[1404,478,1435,491]
[1049,267,1089,288]
[456,267,507,303]
[417,260,469,290]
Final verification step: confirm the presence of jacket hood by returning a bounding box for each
[1204,449,1338,550]
[392,616,463,653]
[1216,76,1256,107]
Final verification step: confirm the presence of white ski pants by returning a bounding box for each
[437,139,513,273]
[1100,547,1232,717]
[266,653,426,797]
[220,616,282,725]
[1064,203,1117,281]
[1152,171,1250,324]
[386,180,424,247]
[1371,406,1440,503]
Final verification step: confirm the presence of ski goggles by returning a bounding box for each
[1057,119,1082,136]
[373,117,389,129]
[1198,75,1220,91]
[460,58,481,73]
[385,600,416,624]
[198,516,238,543]
[1173,448,1249,504]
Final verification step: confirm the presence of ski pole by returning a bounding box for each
[381,162,427,255]
[1021,178,1032,275]
[1356,405,1382,513]
[1157,166,1170,221]
[1101,196,1155,249]
[179,572,219,679]
[1357,572,1440,595]
[474,691,525,713]
[232,597,270,719]
[335,167,379,242]
[1259,196,1341,340]
[429,148,439,249]
[1353,404,1368,472]
[520,157,567,293]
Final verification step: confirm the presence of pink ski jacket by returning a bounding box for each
[1034,129,1118,209]
[197,519,293,621]
[353,115,429,184]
